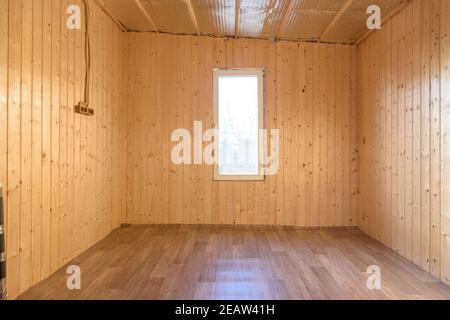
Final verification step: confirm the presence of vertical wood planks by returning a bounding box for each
[0,0,7,291]
[41,0,52,280]
[429,0,441,278]
[31,0,43,285]
[7,0,23,299]
[19,0,33,293]
[420,0,431,272]
[440,0,450,286]
[124,35,358,229]
[2,0,125,298]
[412,0,422,266]
[358,0,449,285]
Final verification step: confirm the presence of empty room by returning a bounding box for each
[1,0,450,307]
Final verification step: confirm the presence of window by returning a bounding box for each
[213,69,264,181]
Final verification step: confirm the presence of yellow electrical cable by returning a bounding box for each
[82,0,91,106]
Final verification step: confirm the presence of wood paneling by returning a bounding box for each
[0,0,126,299]
[123,34,359,228]
[357,0,450,286]
[440,0,450,285]
[2,0,448,301]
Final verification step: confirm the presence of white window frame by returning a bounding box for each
[213,68,265,181]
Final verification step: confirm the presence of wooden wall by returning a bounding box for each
[123,33,359,227]
[357,0,450,285]
[1,0,448,300]
[441,0,450,286]
[0,0,126,298]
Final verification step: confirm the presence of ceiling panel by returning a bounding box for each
[100,0,408,44]
[299,0,349,12]
[237,0,268,38]
[191,0,236,36]
[320,12,366,44]
[280,8,336,41]
[101,0,155,31]
[321,0,406,43]
[279,0,348,41]
[237,0,290,39]
[140,0,197,35]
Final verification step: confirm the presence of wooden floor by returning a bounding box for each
[18,225,450,300]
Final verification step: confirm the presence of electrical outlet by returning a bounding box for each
[74,102,94,116]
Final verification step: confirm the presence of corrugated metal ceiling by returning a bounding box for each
[100,0,408,44]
